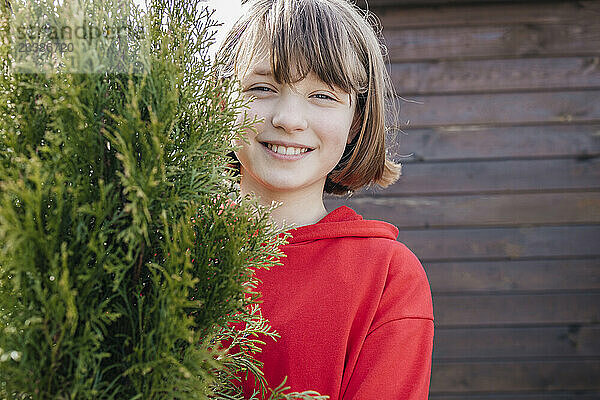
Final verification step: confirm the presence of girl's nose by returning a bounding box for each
[271,95,309,133]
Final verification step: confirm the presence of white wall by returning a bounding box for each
[131,0,243,61]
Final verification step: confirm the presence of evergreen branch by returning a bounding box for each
[0,0,328,398]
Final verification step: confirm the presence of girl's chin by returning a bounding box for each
[264,181,309,192]
[258,175,321,193]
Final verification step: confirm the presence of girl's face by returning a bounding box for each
[234,57,357,197]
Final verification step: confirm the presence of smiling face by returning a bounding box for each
[234,57,357,198]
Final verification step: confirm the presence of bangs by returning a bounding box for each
[234,0,368,95]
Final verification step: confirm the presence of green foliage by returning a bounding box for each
[0,0,326,398]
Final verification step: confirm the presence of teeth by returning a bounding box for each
[266,143,309,155]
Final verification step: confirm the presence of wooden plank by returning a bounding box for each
[430,394,600,400]
[397,225,600,261]
[384,22,600,62]
[357,0,530,8]
[430,360,600,392]
[433,293,600,326]
[358,0,536,8]
[375,1,600,29]
[391,57,600,95]
[324,192,600,229]
[394,91,600,128]
[371,158,600,196]
[424,259,600,293]
[392,125,600,162]
[434,326,600,359]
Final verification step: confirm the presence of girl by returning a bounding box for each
[215,0,434,398]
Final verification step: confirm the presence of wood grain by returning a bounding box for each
[430,394,600,400]
[434,326,600,359]
[375,1,600,29]
[324,192,600,228]
[429,394,600,400]
[394,91,600,128]
[358,0,529,7]
[433,292,600,326]
[384,22,600,62]
[423,259,600,293]
[392,125,600,162]
[390,57,600,95]
[430,360,600,392]
[372,158,600,196]
[397,225,600,261]
[357,0,515,8]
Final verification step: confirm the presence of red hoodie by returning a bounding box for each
[240,205,434,399]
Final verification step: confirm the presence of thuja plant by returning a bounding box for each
[0,0,325,399]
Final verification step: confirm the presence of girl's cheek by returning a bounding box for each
[318,115,352,141]
[248,103,269,130]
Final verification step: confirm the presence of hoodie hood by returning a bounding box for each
[282,206,399,244]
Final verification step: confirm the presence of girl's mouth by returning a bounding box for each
[260,141,314,160]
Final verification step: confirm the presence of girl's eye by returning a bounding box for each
[249,86,273,93]
[247,87,337,101]
[313,93,336,101]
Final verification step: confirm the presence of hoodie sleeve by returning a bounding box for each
[342,242,434,400]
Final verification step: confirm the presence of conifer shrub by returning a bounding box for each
[0,0,325,398]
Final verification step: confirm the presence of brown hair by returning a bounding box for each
[215,0,401,196]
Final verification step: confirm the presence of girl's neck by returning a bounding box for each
[240,178,329,231]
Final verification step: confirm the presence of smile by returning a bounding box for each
[260,141,314,160]
[265,143,310,155]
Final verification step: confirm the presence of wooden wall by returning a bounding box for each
[325,1,600,397]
